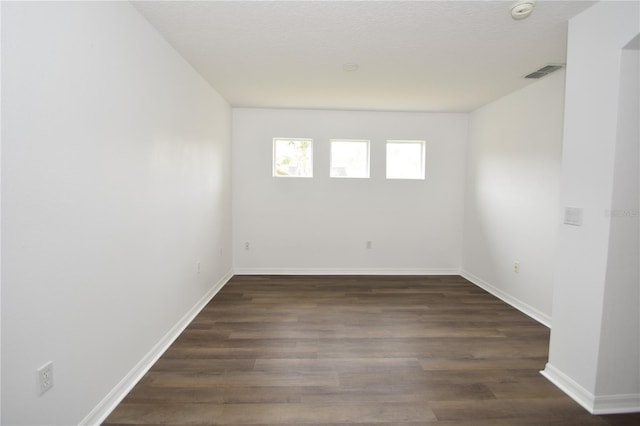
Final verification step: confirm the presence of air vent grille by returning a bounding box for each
[525,64,563,79]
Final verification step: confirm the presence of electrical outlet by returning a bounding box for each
[366,241,373,249]
[244,242,250,251]
[514,261,520,273]
[37,361,54,395]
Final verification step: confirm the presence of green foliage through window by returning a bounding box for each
[273,138,313,177]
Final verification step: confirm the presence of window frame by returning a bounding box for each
[329,139,371,179]
[272,137,314,178]
[385,140,426,180]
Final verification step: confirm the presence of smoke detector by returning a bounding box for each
[511,1,535,20]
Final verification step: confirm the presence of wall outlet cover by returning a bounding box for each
[37,361,54,395]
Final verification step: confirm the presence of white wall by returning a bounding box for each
[597,44,639,400]
[543,0,640,414]
[232,108,467,274]
[1,3,232,425]
[462,70,565,326]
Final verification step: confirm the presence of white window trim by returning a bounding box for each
[329,139,371,179]
[385,140,426,180]
[272,137,314,178]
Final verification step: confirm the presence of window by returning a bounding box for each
[386,140,426,179]
[273,138,313,177]
[330,139,370,178]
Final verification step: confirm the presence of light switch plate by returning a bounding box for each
[564,207,583,226]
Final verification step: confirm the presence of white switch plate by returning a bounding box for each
[564,207,583,226]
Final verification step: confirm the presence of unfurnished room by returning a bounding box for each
[1,1,639,425]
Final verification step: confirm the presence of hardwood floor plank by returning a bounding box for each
[217,402,437,424]
[299,382,496,404]
[430,398,603,423]
[147,371,339,388]
[253,357,422,373]
[105,402,224,424]
[151,358,256,373]
[103,275,640,425]
[419,356,546,371]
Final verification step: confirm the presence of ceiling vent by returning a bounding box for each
[525,64,563,79]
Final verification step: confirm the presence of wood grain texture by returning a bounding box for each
[104,275,640,425]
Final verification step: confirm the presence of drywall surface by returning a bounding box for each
[544,0,640,414]
[462,70,565,325]
[596,46,639,400]
[232,108,467,274]
[1,2,231,424]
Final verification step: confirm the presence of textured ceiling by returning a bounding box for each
[132,1,595,112]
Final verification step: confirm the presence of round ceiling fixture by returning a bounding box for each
[511,1,535,20]
[342,63,359,72]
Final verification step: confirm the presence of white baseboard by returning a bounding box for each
[233,267,461,276]
[592,393,640,414]
[541,363,640,414]
[79,269,234,426]
[541,363,597,413]
[460,270,552,328]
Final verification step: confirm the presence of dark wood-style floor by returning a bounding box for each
[104,275,640,425]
